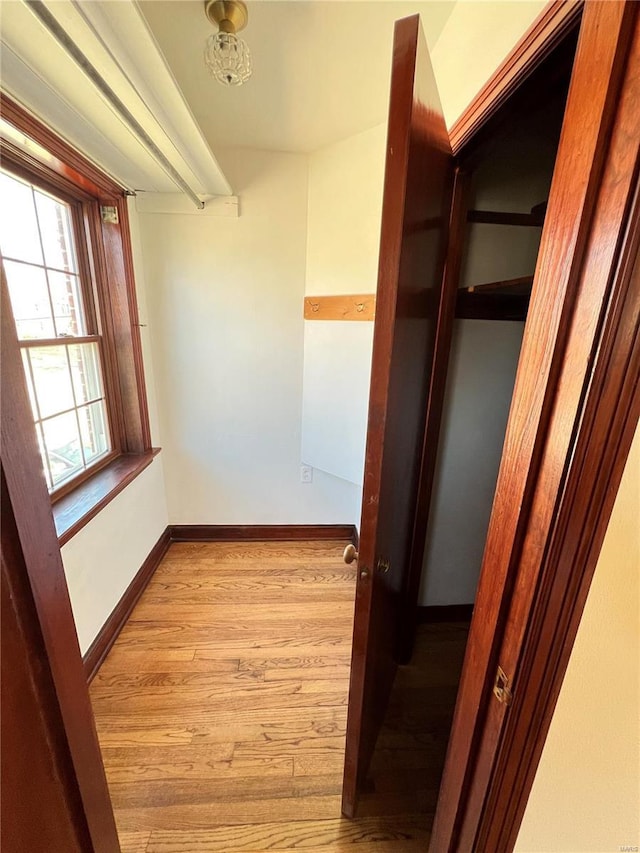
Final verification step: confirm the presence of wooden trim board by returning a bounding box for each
[477,24,640,844]
[55,450,161,546]
[304,295,376,321]
[83,527,171,682]
[449,0,584,154]
[169,524,358,544]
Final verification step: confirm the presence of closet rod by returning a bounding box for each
[24,0,205,210]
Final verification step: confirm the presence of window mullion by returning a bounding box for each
[30,185,59,339]
[63,343,88,470]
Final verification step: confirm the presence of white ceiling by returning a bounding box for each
[140,0,455,154]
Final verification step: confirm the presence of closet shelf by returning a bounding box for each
[456,275,533,321]
[467,201,547,227]
[456,291,530,321]
[467,275,534,295]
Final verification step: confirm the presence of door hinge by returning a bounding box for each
[101,205,119,224]
[493,666,513,706]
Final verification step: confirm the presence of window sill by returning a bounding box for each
[54,449,161,546]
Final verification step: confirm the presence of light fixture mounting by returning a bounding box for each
[204,0,252,87]
[205,0,248,34]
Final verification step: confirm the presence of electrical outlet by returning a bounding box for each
[300,465,313,484]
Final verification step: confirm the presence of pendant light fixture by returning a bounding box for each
[204,0,252,87]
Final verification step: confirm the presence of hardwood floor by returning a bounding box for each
[90,540,466,852]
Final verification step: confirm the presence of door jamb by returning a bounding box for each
[422,1,639,850]
[448,0,584,156]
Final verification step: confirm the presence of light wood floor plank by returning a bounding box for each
[118,830,151,853]
[145,843,428,853]
[143,814,430,851]
[114,795,344,831]
[90,539,451,851]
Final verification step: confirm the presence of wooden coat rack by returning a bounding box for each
[304,294,376,321]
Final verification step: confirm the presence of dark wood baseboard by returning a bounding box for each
[83,527,171,682]
[169,524,359,544]
[417,604,474,623]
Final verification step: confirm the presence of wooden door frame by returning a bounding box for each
[1,274,121,851]
[424,1,639,850]
[448,0,584,155]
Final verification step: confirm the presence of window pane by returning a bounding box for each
[68,342,103,403]
[49,271,86,336]
[34,190,78,272]
[0,171,43,265]
[41,410,83,487]
[78,401,109,464]
[28,346,75,418]
[3,167,115,494]
[3,260,54,339]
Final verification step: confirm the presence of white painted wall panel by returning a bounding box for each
[61,458,168,655]
[302,322,373,486]
[419,319,524,605]
[516,427,640,852]
[431,1,547,130]
[138,148,362,526]
[302,125,385,488]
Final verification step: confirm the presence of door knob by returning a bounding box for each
[343,544,358,564]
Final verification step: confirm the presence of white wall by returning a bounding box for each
[431,1,548,129]
[137,147,361,526]
[302,124,386,488]
[419,319,524,605]
[61,460,168,654]
[516,425,640,851]
[61,199,169,654]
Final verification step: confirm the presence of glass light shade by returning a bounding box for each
[204,32,252,86]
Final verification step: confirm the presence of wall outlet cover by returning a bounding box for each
[300,465,313,483]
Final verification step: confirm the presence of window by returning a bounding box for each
[1,169,113,493]
[1,94,155,541]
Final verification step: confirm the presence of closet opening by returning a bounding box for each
[360,22,581,820]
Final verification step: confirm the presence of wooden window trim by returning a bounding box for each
[1,94,155,537]
[54,449,161,546]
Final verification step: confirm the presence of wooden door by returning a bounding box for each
[342,14,455,817]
